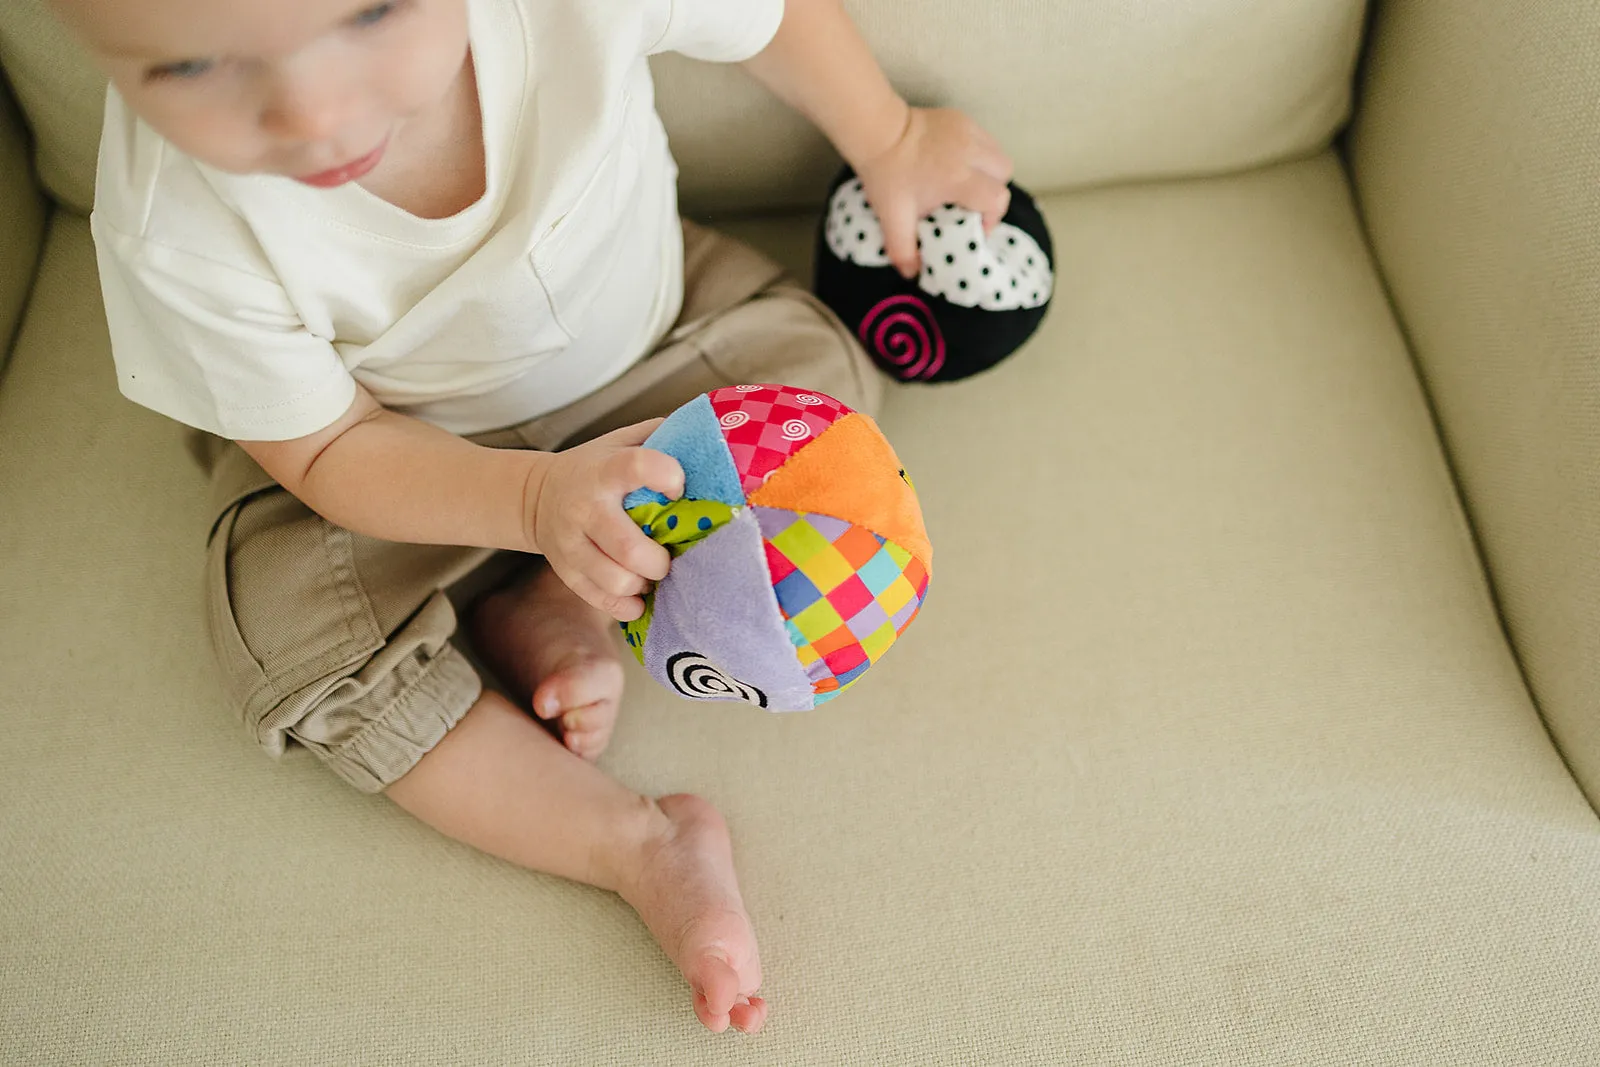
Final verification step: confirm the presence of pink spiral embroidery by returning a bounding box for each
[858,295,946,381]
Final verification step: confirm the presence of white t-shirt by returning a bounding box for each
[90,0,785,440]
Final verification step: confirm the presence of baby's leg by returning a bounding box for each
[201,453,763,1033]
[386,689,767,1035]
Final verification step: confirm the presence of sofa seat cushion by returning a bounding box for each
[3,153,1597,1063]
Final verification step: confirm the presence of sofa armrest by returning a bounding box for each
[0,72,47,373]
[1350,0,1600,811]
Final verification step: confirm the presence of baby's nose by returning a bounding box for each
[261,99,352,146]
[259,69,361,145]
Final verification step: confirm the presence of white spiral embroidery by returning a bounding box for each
[734,384,764,392]
[780,419,811,442]
[794,393,825,406]
[719,411,750,429]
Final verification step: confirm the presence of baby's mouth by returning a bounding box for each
[294,136,390,188]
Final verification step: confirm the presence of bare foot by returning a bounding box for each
[620,794,767,1034]
[468,564,625,760]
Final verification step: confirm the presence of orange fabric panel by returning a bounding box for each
[748,413,933,572]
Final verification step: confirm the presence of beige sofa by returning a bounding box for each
[2,0,1597,1062]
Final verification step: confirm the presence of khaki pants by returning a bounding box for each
[199,223,883,793]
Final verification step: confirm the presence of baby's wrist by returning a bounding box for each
[838,94,913,172]
[513,448,553,556]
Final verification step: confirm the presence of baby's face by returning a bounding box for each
[53,0,468,184]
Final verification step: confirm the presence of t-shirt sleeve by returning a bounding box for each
[91,215,358,442]
[647,0,785,61]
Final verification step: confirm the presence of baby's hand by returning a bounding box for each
[855,107,1015,279]
[529,421,684,622]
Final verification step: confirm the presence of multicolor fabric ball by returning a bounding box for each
[620,384,932,711]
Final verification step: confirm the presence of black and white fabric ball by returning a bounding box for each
[814,166,1055,383]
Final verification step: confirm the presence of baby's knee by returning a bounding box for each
[204,490,486,793]
[217,584,483,793]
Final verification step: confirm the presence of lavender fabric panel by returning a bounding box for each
[755,506,796,540]
[643,508,816,711]
[890,585,925,632]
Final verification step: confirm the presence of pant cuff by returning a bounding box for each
[318,644,484,794]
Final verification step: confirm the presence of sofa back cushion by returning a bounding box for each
[1351,0,1600,806]
[0,0,1369,216]
[0,76,47,370]
[657,0,1369,213]
[0,0,99,215]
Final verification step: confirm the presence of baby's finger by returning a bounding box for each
[970,133,1014,185]
[970,121,1005,155]
[582,540,651,600]
[874,191,922,279]
[553,567,631,622]
[566,541,649,621]
[969,176,1012,234]
[592,510,672,583]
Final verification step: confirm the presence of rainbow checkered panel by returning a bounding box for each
[757,509,930,702]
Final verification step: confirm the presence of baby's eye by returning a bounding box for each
[350,2,399,27]
[145,58,214,83]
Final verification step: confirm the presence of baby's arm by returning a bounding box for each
[238,385,683,620]
[738,0,909,180]
[243,384,537,551]
[741,0,1013,277]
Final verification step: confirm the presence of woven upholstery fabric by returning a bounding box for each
[1350,0,1600,808]
[3,156,1598,1064]
[0,76,45,366]
[0,0,100,215]
[659,0,1367,213]
[0,0,1367,216]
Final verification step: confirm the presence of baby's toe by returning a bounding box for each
[533,658,623,720]
[691,957,742,1033]
[562,716,610,761]
[729,997,767,1034]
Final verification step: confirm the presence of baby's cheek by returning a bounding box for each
[134,96,270,175]
[382,5,472,117]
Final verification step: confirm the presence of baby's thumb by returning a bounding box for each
[621,446,685,502]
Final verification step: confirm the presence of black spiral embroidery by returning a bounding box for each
[666,652,768,707]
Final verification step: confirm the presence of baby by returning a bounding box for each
[52,0,1011,1034]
